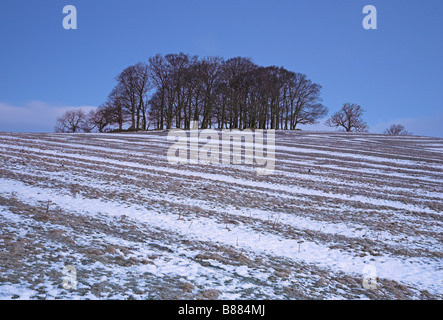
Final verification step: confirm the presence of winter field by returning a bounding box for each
[0,130,442,300]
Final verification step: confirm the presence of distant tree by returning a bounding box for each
[55,110,87,133]
[85,104,120,133]
[325,103,369,132]
[384,124,411,136]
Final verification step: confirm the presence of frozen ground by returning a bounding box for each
[0,130,442,300]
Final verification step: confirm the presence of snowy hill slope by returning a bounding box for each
[0,131,442,299]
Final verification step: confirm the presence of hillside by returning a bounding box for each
[0,131,442,300]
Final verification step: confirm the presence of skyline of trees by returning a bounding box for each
[55,53,387,134]
[86,53,329,132]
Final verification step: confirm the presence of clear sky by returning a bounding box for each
[0,0,442,137]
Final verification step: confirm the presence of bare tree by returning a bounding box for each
[384,124,411,136]
[222,57,257,129]
[133,62,151,130]
[325,103,369,132]
[55,110,87,133]
[198,56,224,129]
[287,72,328,130]
[85,104,121,133]
[107,87,126,131]
[115,65,139,130]
[82,110,97,133]
[148,54,170,130]
[164,53,198,129]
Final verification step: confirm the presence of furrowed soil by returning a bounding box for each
[0,131,442,300]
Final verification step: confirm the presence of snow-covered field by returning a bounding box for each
[0,131,442,300]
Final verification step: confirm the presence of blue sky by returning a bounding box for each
[0,0,442,137]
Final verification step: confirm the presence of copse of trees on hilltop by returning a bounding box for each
[55,53,329,133]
